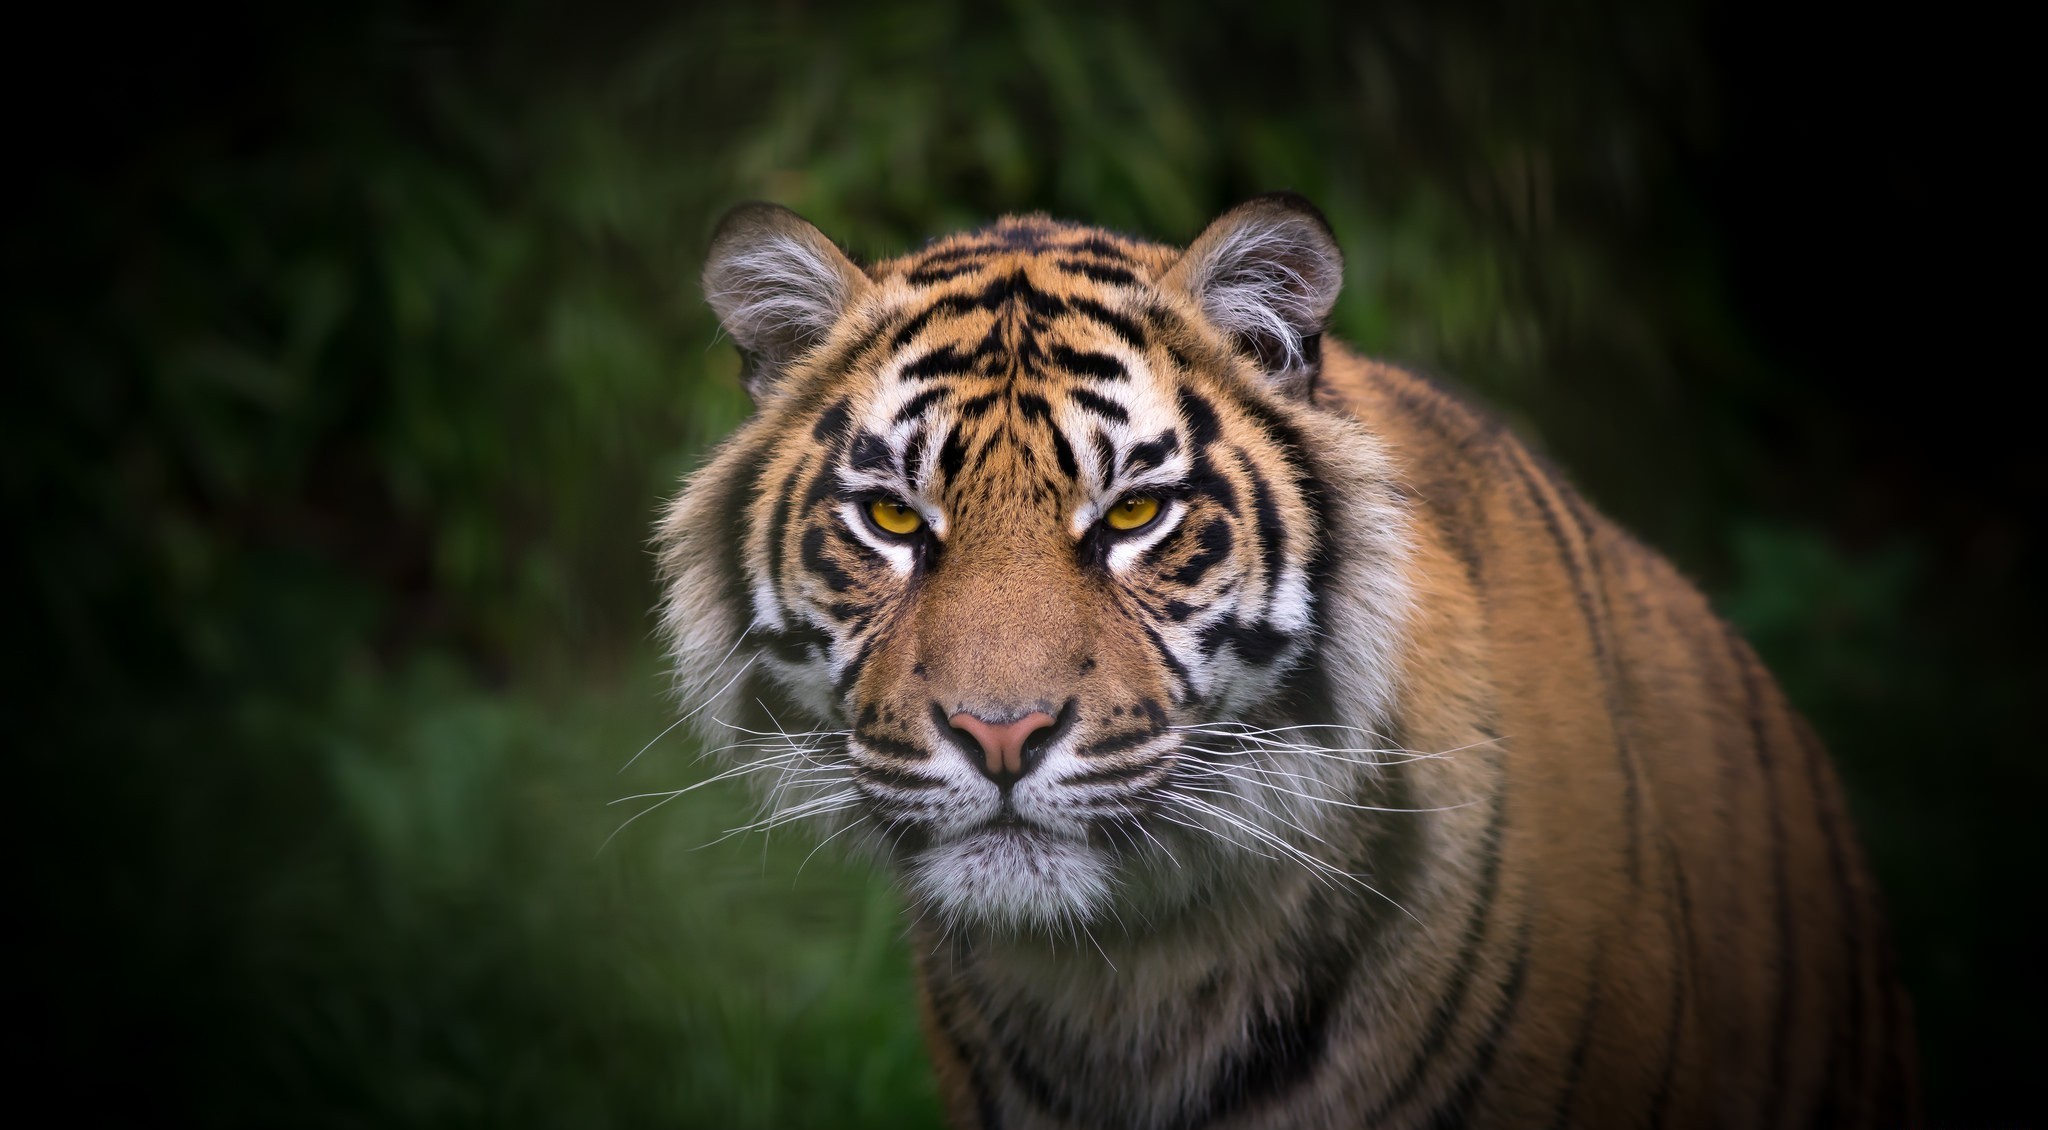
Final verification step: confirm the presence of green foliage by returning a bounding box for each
[30,658,943,1127]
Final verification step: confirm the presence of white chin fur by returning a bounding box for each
[908,827,1113,932]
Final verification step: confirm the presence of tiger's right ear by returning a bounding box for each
[702,202,871,401]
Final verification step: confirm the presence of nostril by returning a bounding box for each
[1018,700,1076,766]
[931,703,989,766]
[942,706,1062,785]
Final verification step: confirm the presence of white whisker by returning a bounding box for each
[1161,789,1420,925]
[623,652,758,773]
[1182,762,1479,815]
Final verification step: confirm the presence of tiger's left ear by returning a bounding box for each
[1163,193,1343,397]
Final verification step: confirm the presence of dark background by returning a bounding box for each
[8,1,2037,1125]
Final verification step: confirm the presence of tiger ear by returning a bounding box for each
[1163,193,1343,397]
[702,202,871,401]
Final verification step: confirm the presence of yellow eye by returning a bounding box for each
[867,498,924,537]
[1105,495,1161,531]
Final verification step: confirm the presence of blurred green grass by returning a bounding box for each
[9,0,2039,1124]
[46,654,944,1127]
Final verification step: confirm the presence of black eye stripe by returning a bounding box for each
[1167,520,1234,587]
[836,523,889,562]
[800,526,856,592]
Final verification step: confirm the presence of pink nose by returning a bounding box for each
[948,710,1057,779]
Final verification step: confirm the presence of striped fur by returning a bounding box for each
[656,196,1918,1128]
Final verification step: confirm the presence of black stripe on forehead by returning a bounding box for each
[849,431,891,472]
[1125,431,1180,475]
[1091,431,1117,482]
[890,269,1071,353]
[1049,429,1080,480]
[956,390,1003,420]
[903,241,1029,285]
[976,269,1074,314]
[938,423,969,482]
[1014,273,1070,320]
[902,345,973,381]
[906,261,980,285]
[1066,296,1147,352]
[1176,385,1223,446]
[903,219,1087,264]
[1068,387,1129,424]
[1055,259,1137,286]
[890,298,969,350]
[1049,344,1126,380]
[902,425,929,484]
[965,432,1002,479]
[911,229,1138,275]
[893,386,949,424]
[1068,236,1137,262]
[907,241,1008,269]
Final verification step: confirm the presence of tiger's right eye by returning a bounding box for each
[867,498,924,537]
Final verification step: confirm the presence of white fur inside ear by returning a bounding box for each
[704,227,855,362]
[1183,210,1341,374]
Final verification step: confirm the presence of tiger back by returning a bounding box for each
[656,194,1918,1128]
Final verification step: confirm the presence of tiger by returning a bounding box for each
[654,193,1918,1129]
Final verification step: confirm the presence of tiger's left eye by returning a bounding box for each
[867,498,924,537]
[1105,495,1162,532]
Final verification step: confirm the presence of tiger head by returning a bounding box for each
[658,195,1411,933]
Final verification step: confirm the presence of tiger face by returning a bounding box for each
[661,196,1411,933]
